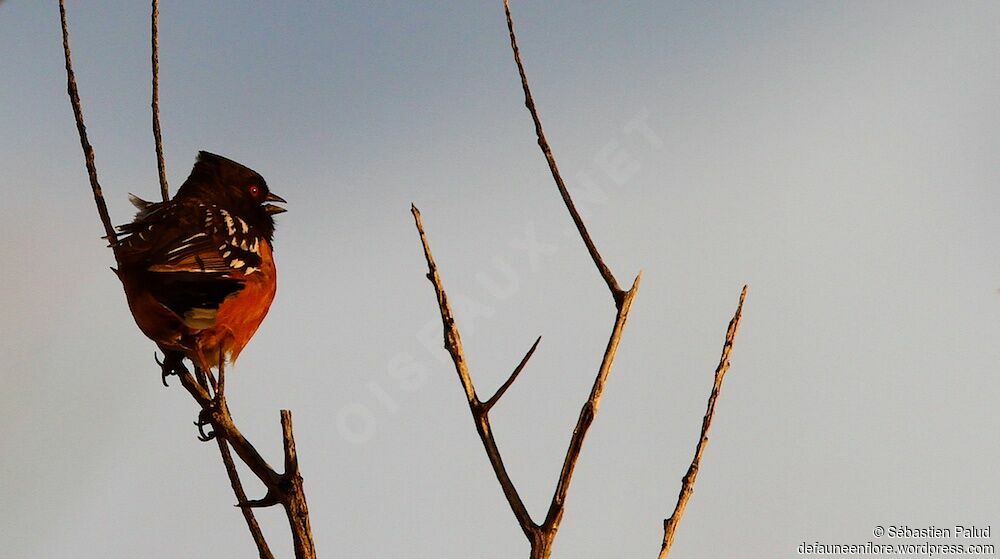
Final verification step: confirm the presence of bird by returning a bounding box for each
[115,151,286,384]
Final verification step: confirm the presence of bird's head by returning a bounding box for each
[176,151,286,241]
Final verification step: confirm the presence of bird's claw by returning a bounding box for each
[195,408,216,442]
[155,351,187,387]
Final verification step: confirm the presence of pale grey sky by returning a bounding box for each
[1,2,998,558]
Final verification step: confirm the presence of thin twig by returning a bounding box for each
[151,0,169,201]
[541,273,640,538]
[483,335,541,412]
[502,0,623,303]
[217,438,274,559]
[58,0,120,263]
[658,286,748,559]
[212,356,274,559]
[412,205,539,543]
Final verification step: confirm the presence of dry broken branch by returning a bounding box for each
[658,286,748,559]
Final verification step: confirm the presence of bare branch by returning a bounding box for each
[280,410,317,559]
[217,439,274,559]
[211,357,274,559]
[151,0,169,201]
[658,285,748,559]
[411,205,539,542]
[172,364,280,489]
[410,5,646,557]
[502,0,624,303]
[178,366,316,559]
[483,335,541,412]
[58,0,120,262]
[174,364,213,407]
[281,410,299,481]
[541,272,641,537]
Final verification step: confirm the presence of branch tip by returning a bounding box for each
[658,286,747,559]
[502,0,623,299]
[483,335,542,412]
[59,0,120,263]
[151,0,169,201]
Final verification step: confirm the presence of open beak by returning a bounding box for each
[263,192,287,215]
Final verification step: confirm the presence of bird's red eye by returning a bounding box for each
[248,184,260,197]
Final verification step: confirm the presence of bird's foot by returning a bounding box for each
[194,407,216,442]
[155,351,188,387]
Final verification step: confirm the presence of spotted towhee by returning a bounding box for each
[115,151,286,380]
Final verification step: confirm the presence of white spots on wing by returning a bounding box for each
[239,239,249,251]
[167,242,195,255]
[236,217,249,234]
[222,250,232,258]
[230,258,245,268]
[244,267,258,275]
[180,232,206,244]
[220,209,235,235]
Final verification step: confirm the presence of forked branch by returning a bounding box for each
[414,3,747,559]
[172,362,316,559]
[658,286,748,558]
[412,206,537,540]
[412,3,642,558]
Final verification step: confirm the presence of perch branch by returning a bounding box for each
[175,363,316,558]
[210,357,274,559]
[502,0,623,303]
[217,438,274,559]
[171,365,278,486]
[58,0,120,263]
[61,4,314,557]
[658,285,748,559]
[151,0,169,201]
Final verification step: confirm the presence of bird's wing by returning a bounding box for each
[118,202,264,326]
